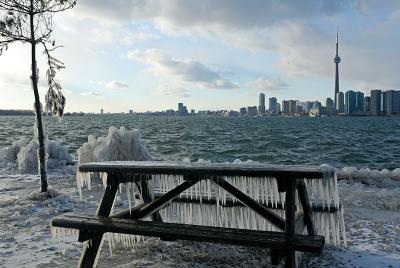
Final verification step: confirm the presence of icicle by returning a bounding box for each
[107,233,114,255]
[339,206,347,246]
[50,227,79,242]
[126,182,132,214]
[100,172,108,189]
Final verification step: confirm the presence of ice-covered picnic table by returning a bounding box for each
[51,161,346,268]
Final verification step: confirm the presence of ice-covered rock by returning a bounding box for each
[76,127,153,197]
[77,126,152,165]
[0,138,74,173]
[0,138,28,165]
[337,166,400,186]
[17,141,39,174]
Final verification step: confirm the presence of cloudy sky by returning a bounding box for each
[1,0,399,112]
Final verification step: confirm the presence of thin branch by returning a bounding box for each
[34,0,76,14]
[41,40,66,117]
[0,1,30,13]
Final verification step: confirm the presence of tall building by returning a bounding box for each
[325,97,335,115]
[178,103,183,113]
[289,100,297,114]
[269,97,277,113]
[282,100,297,114]
[247,106,258,116]
[305,101,313,113]
[313,101,322,109]
[282,100,290,114]
[384,90,400,116]
[345,90,357,115]
[178,102,188,116]
[336,92,345,113]
[370,90,382,115]
[258,93,266,115]
[100,109,104,115]
[363,96,371,112]
[325,98,334,109]
[355,91,364,112]
[393,91,400,115]
[333,29,341,109]
[239,107,247,116]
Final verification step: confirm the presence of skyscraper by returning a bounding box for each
[333,29,341,110]
[384,90,400,116]
[289,100,296,114]
[269,97,277,114]
[305,101,313,113]
[355,91,364,112]
[370,90,382,115]
[325,98,334,109]
[258,93,266,115]
[282,100,290,114]
[345,90,356,115]
[336,92,345,113]
[363,96,371,112]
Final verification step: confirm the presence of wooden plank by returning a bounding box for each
[146,193,340,213]
[79,161,331,179]
[130,177,200,220]
[78,177,118,268]
[51,213,325,253]
[111,204,147,219]
[136,177,163,222]
[285,180,297,268]
[297,180,316,235]
[212,178,286,230]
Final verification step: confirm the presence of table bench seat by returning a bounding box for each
[52,213,325,253]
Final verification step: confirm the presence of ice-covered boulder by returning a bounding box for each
[77,126,152,165]
[0,138,74,173]
[337,166,400,187]
[0,138,29,166]
[76,127,153,197]
[17,141,39,173]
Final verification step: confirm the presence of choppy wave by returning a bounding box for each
[0,115,400,173]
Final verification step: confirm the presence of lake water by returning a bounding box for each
[1,115,399,169]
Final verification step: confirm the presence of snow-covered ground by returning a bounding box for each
[0,167,399,268]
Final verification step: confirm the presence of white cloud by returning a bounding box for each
[80,91,103,97]
[105,80,129,90]
[74,0,400,90]
[247,76,288,91]
[89,80,129,90]
[127,49,238,89]
[75,0,345,27]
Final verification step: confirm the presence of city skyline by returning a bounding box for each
[1,1,400,112]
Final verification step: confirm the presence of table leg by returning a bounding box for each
[285,179,297,268]
[78,180,119,268]
[136,178,163,222]
[297,180,316,235]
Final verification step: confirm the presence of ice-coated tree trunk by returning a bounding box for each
[30,0,48,193]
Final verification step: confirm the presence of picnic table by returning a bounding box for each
[51,161,343,268]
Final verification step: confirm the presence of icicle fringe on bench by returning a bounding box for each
[74,165,346,246]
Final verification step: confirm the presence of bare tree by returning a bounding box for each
[0,0,76,193]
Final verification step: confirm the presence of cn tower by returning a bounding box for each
[334,29,341,109]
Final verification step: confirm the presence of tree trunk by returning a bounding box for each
[30,0,48,193]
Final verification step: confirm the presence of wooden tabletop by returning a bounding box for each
[79,161,334,179]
